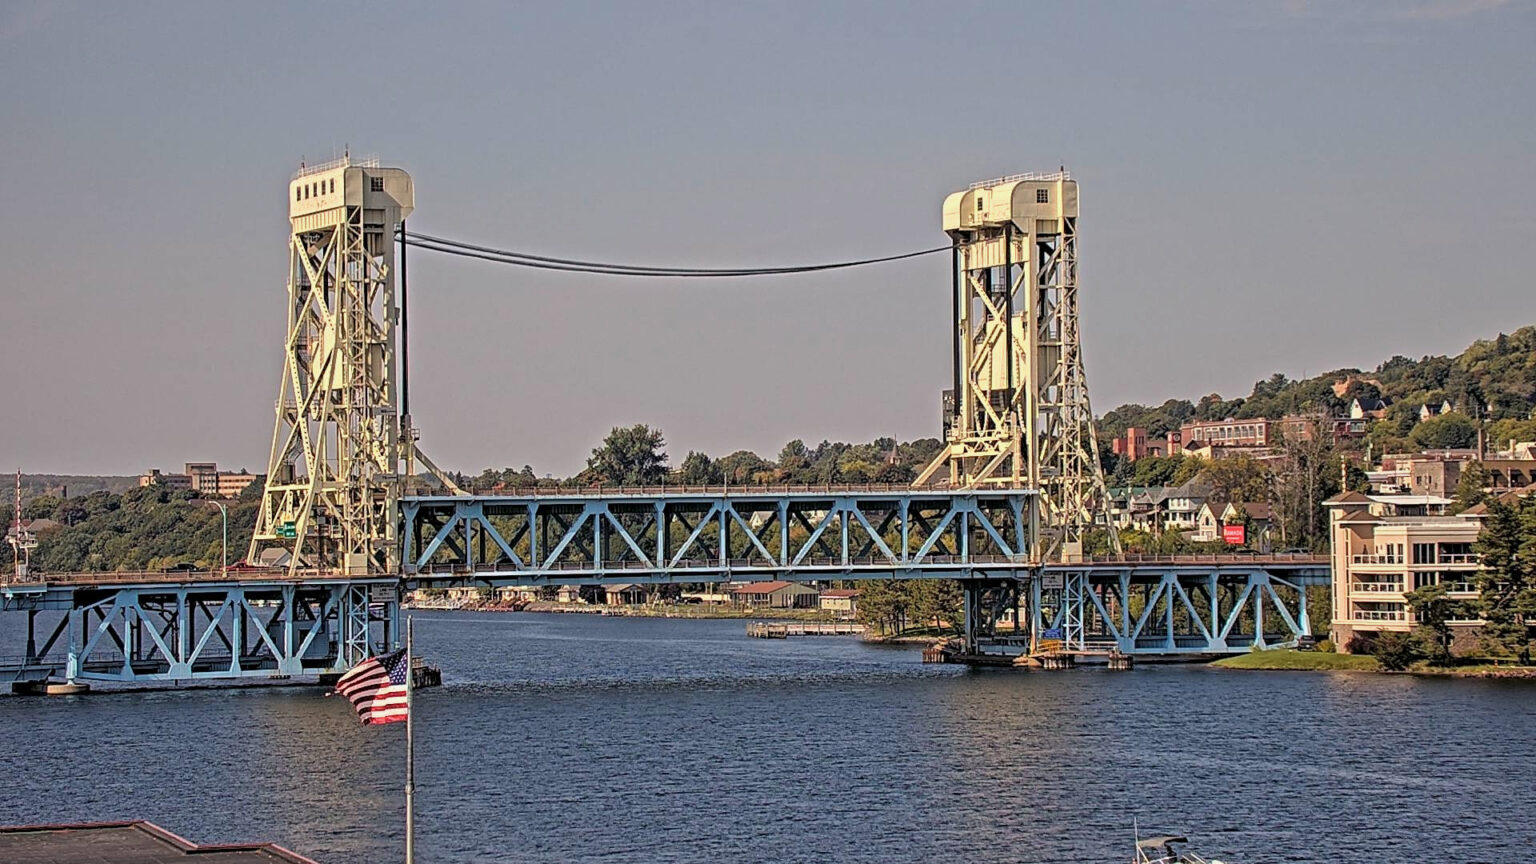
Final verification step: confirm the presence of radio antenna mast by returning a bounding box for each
[8,469,37,581]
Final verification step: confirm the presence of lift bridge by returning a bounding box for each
[1,158,1327,689]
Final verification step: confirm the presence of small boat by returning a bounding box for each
[1134,834,1227,864]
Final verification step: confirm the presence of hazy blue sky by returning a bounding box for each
[2,0,1532,477]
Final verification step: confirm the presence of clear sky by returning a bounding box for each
[2,0,1532,477]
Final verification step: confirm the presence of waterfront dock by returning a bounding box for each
[747,621,866,638]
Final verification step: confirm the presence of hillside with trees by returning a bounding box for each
[9,484,259,574]
[1096,325,1536,456]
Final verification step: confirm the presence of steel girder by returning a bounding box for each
[1,579,397,684]
[401,489,1038,584]
[1023,565,1330,656]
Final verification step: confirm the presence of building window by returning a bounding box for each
[296,187,301,202]
[329,178,335,193]
[371,177,384,192]
[976,196,984,212]
[1036,188,1049,203]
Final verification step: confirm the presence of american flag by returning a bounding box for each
[334,649,410,725]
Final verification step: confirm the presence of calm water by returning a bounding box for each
[2,611,1534,864]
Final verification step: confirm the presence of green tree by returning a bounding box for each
[1372,631,1422,671]
[1451,462,1491,515]
[1410,413,1479,449]
[854,580,911,634]
[585,424,669,485]
[717,450,771,484]
[676,451,721,485]
[1472,496,1536,659]
[1488,418,1536,449]
[910,580,962,632]
[1403,583,1461,665]
[776,440,811,479]
[1199,453,1271,507]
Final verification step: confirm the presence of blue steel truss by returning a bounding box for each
[401,487,1039,584]
[1,576,398,685]
[1024,561,1329,655]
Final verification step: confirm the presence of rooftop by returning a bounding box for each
[732,581,800,594]
[0,821,318,864]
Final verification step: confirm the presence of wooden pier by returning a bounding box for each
[746,621,866,638]
[922,640,1135,671]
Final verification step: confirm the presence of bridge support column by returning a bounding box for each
[65,609,81,684]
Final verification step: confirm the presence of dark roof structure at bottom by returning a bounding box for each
[0,821,320,864]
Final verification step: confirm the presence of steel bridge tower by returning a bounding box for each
[249,157,457,576]
[916,172,1117,562]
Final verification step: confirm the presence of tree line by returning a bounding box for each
[456,427,946,491]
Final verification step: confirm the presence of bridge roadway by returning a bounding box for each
[1,485,1330,686]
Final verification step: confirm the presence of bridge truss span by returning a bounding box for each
[401,487,1039,584]
[1,575,398,685]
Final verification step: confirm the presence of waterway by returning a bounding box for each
[2,611,1534,863]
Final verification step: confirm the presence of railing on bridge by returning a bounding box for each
[1,567,349,588]
[1065,552,1328,568]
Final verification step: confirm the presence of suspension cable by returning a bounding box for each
[397,229,948,278]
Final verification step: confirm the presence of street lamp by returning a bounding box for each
[211,501,228,576]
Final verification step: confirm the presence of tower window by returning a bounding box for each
[329,178,335,193]
[1036,189,1049,203]
[371,177,384,192]
[976,197,984,211]
[296,187,301,202]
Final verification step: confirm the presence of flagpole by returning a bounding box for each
[405,615,415,864]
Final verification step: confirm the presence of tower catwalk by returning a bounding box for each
[249,157,458,576]
[916,172,1118,561]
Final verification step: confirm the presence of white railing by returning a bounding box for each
[1351,582,1404,594]
[969,170,1070,189]
[293,154,379,179]
[1439,553,1480,565]
[1351,554,1403,565]
[1352,609,1407,622]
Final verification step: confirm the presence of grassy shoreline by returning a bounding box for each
[1212,649,1536,678]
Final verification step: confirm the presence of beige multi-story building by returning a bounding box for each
[138,469,193,491]
[139,463,261,498]
[1326,491,1483,650]
[1180,418,1274,449]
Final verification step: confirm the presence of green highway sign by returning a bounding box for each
[276,522,297,539]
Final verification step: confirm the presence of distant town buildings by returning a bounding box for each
[1109,411,1370,466]
[731,580,821,609]
[139,463,260,498]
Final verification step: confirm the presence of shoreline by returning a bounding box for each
[408,600,853,624]
[1211,650,1536,678]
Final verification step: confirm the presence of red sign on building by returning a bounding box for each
[1222,524,1246,545]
